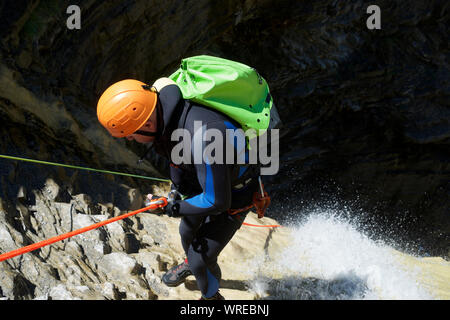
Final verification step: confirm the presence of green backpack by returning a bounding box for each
[169,55,280,138]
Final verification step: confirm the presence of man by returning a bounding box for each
[97,77,263,300]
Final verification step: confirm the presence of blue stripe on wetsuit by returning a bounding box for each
[224,121,249,178]
[185,161,215,208]
[205,269,220,298]
[238,166,247,178]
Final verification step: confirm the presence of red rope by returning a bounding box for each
[0,198,168,262]
[0,198,281,263]
[243,222,282,228]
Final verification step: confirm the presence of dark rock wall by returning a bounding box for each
[0,0,448,256]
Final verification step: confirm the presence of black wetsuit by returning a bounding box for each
[152,83,260,298]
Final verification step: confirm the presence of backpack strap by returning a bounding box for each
[178,100,192,130]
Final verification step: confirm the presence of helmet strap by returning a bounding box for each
[142,84,159,94]
[136,99,164,165]
[134,130,157,137]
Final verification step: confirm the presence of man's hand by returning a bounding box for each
[145,194,165,214]
[145,194,180,217]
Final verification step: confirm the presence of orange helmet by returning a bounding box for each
[97,79,157,137]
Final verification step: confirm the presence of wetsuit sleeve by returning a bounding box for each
[173,121,232,217]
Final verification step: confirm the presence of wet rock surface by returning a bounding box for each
[0,0,449,299]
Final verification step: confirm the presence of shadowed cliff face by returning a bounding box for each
[0,0,449,256]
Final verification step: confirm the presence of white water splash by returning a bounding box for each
[247,210,435,300]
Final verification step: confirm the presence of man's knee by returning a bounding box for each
[179,217,198,244]
[179,220,190,239]
[188,249,220,279]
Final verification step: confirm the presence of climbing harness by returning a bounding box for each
[228,176,272,219]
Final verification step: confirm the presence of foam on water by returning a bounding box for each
[247,210,435,300]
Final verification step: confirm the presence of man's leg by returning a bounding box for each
[179,215,205,255]
[187,212,247,298]
[162,215,204,287]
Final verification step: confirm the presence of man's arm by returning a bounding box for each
[169,121,232,217]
